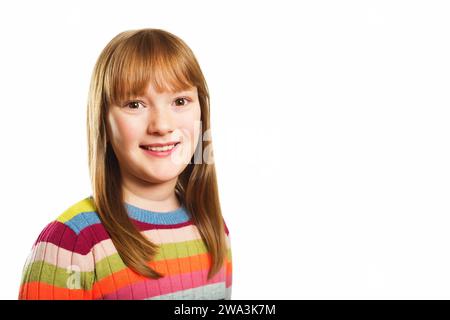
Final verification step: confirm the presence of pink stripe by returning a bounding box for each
[24,242,95,271]
[33,221,93,255]
[99,265,226,299]
[34,215,229,257]
[33,220,197,255]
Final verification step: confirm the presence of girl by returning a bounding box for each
[18,28,232,300]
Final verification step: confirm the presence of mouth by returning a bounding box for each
[139,141,181,152]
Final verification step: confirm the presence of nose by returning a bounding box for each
[147,108,175,135]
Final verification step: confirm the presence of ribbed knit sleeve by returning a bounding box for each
[18,220,95,300]
[224,220,233,300]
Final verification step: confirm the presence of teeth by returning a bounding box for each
[144,144,176,152]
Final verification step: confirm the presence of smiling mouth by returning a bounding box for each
[139,142,181,152]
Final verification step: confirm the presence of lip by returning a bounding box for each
[140,141,181,148]
[140,142,181,158]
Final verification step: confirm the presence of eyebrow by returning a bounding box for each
[172,89,196,94]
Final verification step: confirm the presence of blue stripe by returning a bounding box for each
[125,203,191,225]
[64,203,191,234]
[65,211,102,235]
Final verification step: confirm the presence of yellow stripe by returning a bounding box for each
[56,197,96,223]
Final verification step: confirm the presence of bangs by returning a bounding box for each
[103,31,198,106]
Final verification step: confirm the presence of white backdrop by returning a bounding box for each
[1,0,449,299]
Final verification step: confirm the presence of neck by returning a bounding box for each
[121,171,181,212]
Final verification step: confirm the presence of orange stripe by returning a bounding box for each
[227,260,232,275]
[19,253,231,300]
[19,282,93,300]
[93,252,223,297]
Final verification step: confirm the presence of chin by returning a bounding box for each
[142,170,180,183]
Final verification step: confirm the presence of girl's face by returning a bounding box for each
[107,84,201,184]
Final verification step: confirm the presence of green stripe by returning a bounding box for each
[21,260,95,290]
[95,238,208,280]
[95,253,127,280]
[21,238,231,286]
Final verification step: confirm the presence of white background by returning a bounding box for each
[0,0,449,299]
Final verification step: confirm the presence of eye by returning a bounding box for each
[174,97,191,107]
[124,100,144,110]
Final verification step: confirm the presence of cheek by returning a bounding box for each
[108,114,141,146]
[178,109,201,144]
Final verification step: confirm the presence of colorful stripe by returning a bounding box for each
[18,196,232,300]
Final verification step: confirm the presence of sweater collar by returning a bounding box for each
[124,202,191,225]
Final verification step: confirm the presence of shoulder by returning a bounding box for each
[35,196,102,255]
[222,216,232,252]
[19,196,100,299]
[222,216,230,236]
[55,196,100,235]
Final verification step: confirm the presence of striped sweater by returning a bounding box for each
[18,196,232,300]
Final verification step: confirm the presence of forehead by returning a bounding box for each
[128,84,197,101]
[126,75,195,92]
[144,83,197,95]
